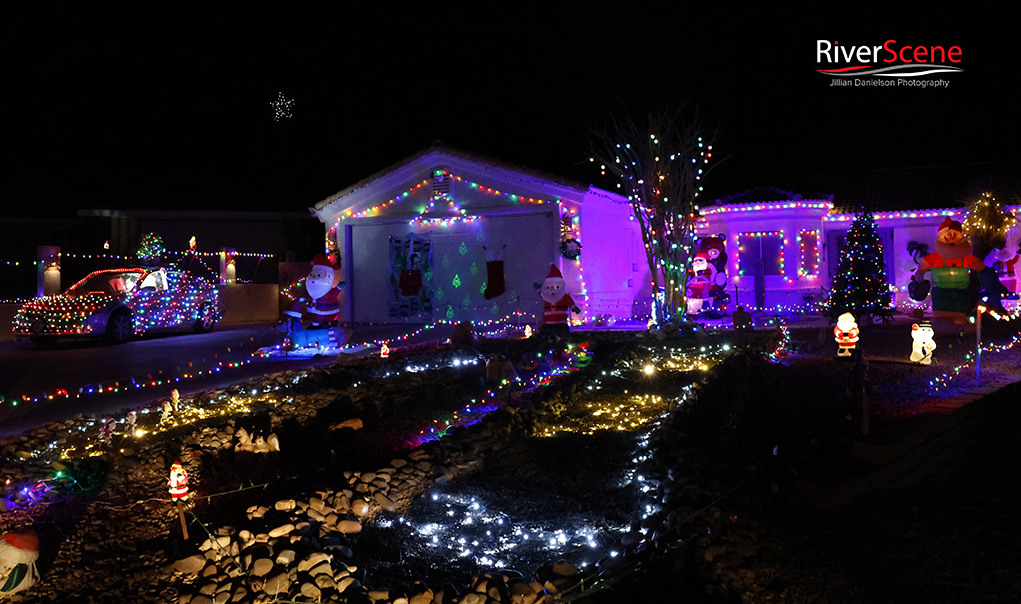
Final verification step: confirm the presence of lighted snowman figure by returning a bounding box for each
[910,321,937,365]
[833,312,859,357]
[0,530,40,596]
[538,264,580,329]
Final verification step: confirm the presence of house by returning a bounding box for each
[311,145,647,325]
[696,164,1021,312]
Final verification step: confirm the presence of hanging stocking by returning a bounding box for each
[484,246,506,300]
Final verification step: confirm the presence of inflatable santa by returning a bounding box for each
[281,254,349,349]
[538,264,580,334]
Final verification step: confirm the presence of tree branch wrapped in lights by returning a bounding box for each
[587,105,723,324]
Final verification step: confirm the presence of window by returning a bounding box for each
[799,230,820,276]
[737,232,784,276]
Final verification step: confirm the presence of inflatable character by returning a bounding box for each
[0,530,40,596]
[537,265,580,334]
[281,254,350,349]
[910,218,1005,319]
[910,321,936,365]
[833,312,859,357]
[698,234,729,292]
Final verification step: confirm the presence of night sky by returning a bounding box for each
[6,7,1018,217]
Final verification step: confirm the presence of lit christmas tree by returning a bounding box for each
[137,232,166,265]
[825,211,893,321]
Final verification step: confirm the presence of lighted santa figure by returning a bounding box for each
[686,253,716,314]
[168,461,189,501]
[833,312,859,357]
[280,254,350,349]
[537,264,580,335]
[0,530,40,596]
[910,217,1005,319]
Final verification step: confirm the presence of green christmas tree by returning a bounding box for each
[137,232,166,265]
[825,211,893,321]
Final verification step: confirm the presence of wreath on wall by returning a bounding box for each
[560,238,582,260]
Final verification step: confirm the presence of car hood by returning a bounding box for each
[18,292,121,316]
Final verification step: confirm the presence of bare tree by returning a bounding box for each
[587,105,721,323]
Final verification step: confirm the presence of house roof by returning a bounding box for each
[709,161,1021,214]
[313,143,592,216]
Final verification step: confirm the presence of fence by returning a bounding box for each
[0,249,278,303]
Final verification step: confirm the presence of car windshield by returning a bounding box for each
[69,271,142,294]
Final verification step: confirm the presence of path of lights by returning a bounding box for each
[927,332,1021,394]
[377,491,627,574]
[378,387,693,575]
[2,358,254,406]
[535,393,674,437]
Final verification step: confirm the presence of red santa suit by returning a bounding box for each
[284,254,344,327]
[544,293,577,325]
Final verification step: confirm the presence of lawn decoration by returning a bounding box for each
[910,321,936,365]
[99,419,114,445]
[911,218,1005,319]
[380,342,390,359]
[168,461,190,540]
[0,530,40,597]
[125,411,136,433]
[282,254,348,349]
[699,234,729,290]
[160,400,174,424]
[170,388,180,412]
[685,253,716,314]
[825,211,892,321]
[1004,243,1020,295]
[833,312,859,357]
[537,264,580,333]
[234,428,281,454]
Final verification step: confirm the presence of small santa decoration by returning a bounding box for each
[538,264,580,330]
[0,530,40,596]
[833,312,859,357]
[168,462,189,501]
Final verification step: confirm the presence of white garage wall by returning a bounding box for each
[349,211,556,323]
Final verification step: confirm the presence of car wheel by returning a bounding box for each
[194,303,218,333]
[106,310,133,344]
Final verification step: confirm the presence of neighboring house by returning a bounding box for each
[311,145,646,324]
[696,165,1021,311]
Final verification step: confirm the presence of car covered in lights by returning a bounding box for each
[13,267,219,345]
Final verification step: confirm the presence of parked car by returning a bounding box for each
[13,266,219,345]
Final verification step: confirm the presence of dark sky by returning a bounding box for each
[6,6,1018,217]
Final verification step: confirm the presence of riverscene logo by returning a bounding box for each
[816,39,963,87]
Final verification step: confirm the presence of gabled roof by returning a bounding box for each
[313,144,593,218]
